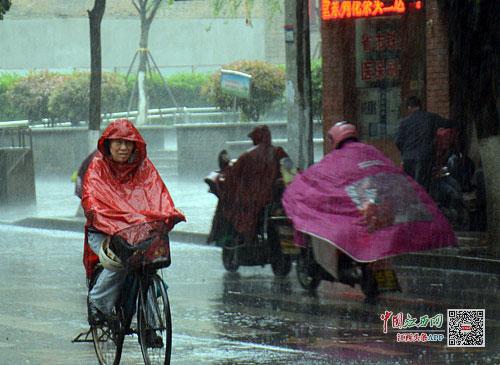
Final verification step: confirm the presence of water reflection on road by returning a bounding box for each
[0,225,498,364]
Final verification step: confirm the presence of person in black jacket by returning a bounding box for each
[395,96,454,192]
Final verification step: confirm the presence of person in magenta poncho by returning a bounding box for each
[283,121,456,264]
[81,119,185,325]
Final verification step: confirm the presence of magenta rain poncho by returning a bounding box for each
[282,141,456,262]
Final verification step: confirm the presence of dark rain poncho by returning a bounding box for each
[218,125,288,239]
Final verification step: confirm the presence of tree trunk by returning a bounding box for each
[88,0,106,152]
[133,0,163,126]
[136,20,150,125]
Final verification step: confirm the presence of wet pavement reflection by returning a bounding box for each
[0,225,498,364]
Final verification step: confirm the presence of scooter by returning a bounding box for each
[205,152,299,277]
[295,234,400,301]
[220,203,299,276]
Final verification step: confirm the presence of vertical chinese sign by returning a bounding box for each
[321,0,424,140]
[355,18,402,138]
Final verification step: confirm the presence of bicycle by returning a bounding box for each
[88,221,173,365]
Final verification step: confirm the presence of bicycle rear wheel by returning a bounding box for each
[89,269,124,365]
[91,321,124,365]
[138,273,172,365]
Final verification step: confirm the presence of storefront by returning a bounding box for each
[320,0,449,162]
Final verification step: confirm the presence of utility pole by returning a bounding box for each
[284,0,314,170]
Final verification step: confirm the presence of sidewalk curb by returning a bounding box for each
[391,252,500,276]
[11,217,209,244]
[9,217,500,276]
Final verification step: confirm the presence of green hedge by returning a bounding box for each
[48,72,129,125]
[141,72,211,109]
[0,71,212,124]
[0,62,323,123]
[4,71,66,122]
[0,73,23,120]
[311,58,322,120]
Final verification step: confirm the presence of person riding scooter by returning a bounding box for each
[206,125,293,275]
[208,125,288,245]
[283,121,457,300]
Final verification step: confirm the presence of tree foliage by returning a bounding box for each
[143,72,211,108]
[311,58,323,120]
[5,72,66,123]
[48,72,128,125]
[0,0,11,20]
[0,71,211,123]
[211,0,282,24]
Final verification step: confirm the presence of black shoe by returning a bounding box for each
[143,330,164,348]
[88,302,106,326]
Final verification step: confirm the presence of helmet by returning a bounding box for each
[328,121,358,149]
[98,237,123,272]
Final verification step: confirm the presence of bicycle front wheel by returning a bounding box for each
[138,273,172,365]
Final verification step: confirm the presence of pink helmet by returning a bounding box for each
[328,121,358,149]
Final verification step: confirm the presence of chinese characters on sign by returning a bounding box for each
[322,0,423,20]
[361,59,400,81]
[361,31,400,52]
[359,29,402,82]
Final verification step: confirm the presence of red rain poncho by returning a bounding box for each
[283,141,456,262]
[81,119,185,278]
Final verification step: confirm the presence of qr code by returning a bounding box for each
[447,309,485,347]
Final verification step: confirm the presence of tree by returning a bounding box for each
[88,0,106,152]
[0,0,11,20]
[211,0,282,25]
[131,0,171,125]
[445,0,499,255]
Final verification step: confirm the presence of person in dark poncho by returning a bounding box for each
[208,125,288,245]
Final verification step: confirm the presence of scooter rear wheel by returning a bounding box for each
[296,250,321,290]
[222,246,239,272]
[271,253,292,277]
[360,265,379,300]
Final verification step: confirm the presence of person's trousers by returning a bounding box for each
[403,159,433,192]
[87,230,126,315]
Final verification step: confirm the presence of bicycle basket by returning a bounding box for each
[110,221,171,270]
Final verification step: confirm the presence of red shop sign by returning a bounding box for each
[321,0,423,20]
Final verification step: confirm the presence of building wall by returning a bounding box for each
[0,0,308,73]
[1,0,323,72]
[425,0,450,118]
[0,18,266,74]
[321,1,451,157]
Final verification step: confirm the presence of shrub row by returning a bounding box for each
[0,59,322,124]
[0,71,212,124]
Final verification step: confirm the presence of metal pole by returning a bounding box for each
[285,0,314,169]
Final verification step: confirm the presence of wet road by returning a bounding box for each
[0,225,499,365]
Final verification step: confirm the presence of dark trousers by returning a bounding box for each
[403,159,433,192]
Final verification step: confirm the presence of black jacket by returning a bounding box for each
[395,110,453,161]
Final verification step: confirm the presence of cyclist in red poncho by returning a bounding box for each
[81,119,185,324]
